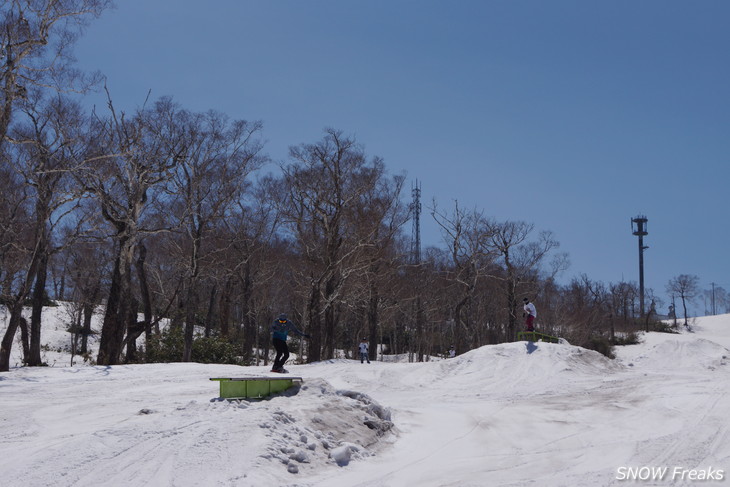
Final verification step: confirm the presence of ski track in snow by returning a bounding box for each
[2,307,730,487]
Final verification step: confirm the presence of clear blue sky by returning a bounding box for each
[74,1,730,315]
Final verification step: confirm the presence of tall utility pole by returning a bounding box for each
[410,180,422,265]
[631,216,649,317]
[410,180,423,361]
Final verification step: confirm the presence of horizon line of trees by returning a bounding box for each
[2,1,725,372]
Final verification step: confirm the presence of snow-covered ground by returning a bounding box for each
[1,308,729,486]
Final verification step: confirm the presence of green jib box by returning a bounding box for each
[517,331,561,343]
[210,376,303,399]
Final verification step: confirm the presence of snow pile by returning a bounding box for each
[371,341,625,403]
[638,338,729,371]
[256,379,393,473]
[256,377,395,475]
[0,363,395,487]
[616,331,730,372]
[691,314,730,348]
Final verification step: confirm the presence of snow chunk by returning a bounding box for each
[289,449,310,463]
[330,445,352,466]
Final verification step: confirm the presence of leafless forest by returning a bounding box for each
[4,1,723,372]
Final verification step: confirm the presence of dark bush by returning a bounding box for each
[580,335,615,359]
[192,336,242,365]
[611,332,640,346]
[144,327,242,365]
[653,321,680,334]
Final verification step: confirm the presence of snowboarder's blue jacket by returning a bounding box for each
[271,317,306,341]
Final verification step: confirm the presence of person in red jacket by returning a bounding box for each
[523,298,537,332]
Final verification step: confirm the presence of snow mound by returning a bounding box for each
[624,336,730,371]
[355,341,623,403]
[446,341,622,386]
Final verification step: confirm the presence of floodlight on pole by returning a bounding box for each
[631,215,649,317]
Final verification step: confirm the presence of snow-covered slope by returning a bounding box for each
[1,310,729,486]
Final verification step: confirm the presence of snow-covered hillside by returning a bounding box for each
[1,309,729,486]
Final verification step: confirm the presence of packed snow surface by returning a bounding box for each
[2,308,730,486]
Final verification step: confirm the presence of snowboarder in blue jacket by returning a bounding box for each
[359,338,370,363]
[271,313,310,373]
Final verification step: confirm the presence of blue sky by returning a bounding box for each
[74,1,729,314]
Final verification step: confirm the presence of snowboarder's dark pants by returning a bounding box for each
[273,337,289,369]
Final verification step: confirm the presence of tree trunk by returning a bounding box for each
[58,273,66,302]
[323,274,337,359]
[135,243,153,345]
[0,73,17,148]
[19,317,30,364]
[28,252,49,366]
[97,239,135,366]
[204,284,217,338]
[367,281,379,362]
[307,279,322,363]
[453,297,467,356]
[0,246,45,371]
[610,313,615,341]
[415,295,425,362]
[507,280,518,341]
[240,263,255,363]
[124,296,142,363]
[98,258,123,365]
[219,276,234,338]
[81,300,94,354]
[183,280,197,362]
[0,302,27,371]
[183,224,202,361]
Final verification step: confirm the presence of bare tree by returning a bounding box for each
[1,0,111,373]
[666,274,699,328]
[703,285,728,315]
[563,275,610,344]
[0,159,35,371]
[167,108,266,361]
[78,96,182,366]
[271,128,398,361]
[0,0,112,146]
[431,201,495,354]
[64,240,109,354]
[0,150,31,296]
[487,220,560,340]
[0,92,88,370]
[11,92,88,365]
[607,280,638,337]
[219,190,278,363]
[348,167,407,361]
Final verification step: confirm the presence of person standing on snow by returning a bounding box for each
[359,338,370,364]
[523,297,537,332]
[271,313,310,373]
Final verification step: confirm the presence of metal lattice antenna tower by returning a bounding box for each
[410,180,422,264]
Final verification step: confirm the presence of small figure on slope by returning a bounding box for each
[359,337,370,364]
[448,346,456,358]
[523,297,537,332]
[271,313,310,373]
